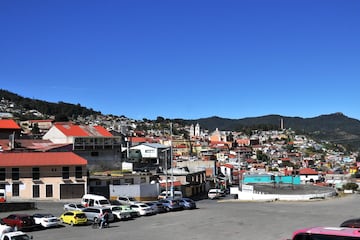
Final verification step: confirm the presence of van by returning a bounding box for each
[158,191,183,200]
[81,194,110,207]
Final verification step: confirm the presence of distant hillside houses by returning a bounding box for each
[0,112,358,201]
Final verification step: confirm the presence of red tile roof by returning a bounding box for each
[0,119,21,130]
[54,123,112,137]
[93,126,113,137]
[0,152,87,167]
[299,168,318,175]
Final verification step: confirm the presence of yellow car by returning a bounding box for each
[59,210,87,226]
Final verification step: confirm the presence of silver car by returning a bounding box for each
[82,207,114,222]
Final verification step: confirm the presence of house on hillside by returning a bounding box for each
[129,143,170,172]
[43,122,123,170]
[0,152,87,200]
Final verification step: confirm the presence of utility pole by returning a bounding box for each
[170,122,174,198]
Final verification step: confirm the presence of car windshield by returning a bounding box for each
[75,213,86,218]
[12,235,31,240]
[76,204,84,208]
[128,197,136,201]
[99,200,110,205]
[112,207,121,211]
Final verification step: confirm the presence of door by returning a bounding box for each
[60,184,85,199]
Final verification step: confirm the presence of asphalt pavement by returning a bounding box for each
[1,194,359,240]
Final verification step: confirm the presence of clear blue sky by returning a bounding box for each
[1,0,359,121]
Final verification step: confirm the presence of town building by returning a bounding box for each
[0,152,87,200]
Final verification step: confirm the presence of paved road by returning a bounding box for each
[1,194,360,240]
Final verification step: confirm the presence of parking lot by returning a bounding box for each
[1,194,360,240]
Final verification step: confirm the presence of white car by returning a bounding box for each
[208,189,224,199]
[33,213,59,228]
[1,231,32,240]
[116,196,140,205]
[130,203,155,216]
[63,203,86,211]
[0,224,13,236]
[108,205,132,221]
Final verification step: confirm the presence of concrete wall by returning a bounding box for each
[109,183,160,201]
[230,187,336,201]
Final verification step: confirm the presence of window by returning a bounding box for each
[12,168,19,180]
[140,177,146,183]
[75,166,82,179]
[46,185,53,198]
[62,167,69,179]
[32,167,40,180]
[33,185,40,198]
[0,168,5,181]
[12,184,19,197]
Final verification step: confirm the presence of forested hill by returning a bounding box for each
[185,113,360,151]
[0,89,101,120]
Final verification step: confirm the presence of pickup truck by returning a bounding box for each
[0,231,32,240]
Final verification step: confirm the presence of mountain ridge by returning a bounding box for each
[184,113,360,151]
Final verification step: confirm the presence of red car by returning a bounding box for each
[1,214,37,231]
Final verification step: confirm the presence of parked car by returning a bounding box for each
[340,218,360,228]
[32,213,59,228]
[108,205,132,221]
[59,211,88,226]
[145,201,167,214]
[82,207,114,222]
[291,226,360,240]
[158,191,183,200]
[208,189,224,199]
[178,198,197,210]
[63,203,86,211]
[0,224,13,236]
[158,198,183,212]
[117,205,140,218]
[109,200,123,206]
[130,203,155,216]
[81,194,111,207]
[0,231,33,240]
[1,214,37,231]
[116,196,140,205]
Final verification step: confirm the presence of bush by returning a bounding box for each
[342,182,359,191]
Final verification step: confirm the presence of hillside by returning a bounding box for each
[185,113,360,151]
[1,89,360,151]
[0,89,101,120]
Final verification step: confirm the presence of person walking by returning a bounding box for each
[99,211,109,229]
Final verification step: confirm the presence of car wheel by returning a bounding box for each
[70,221,74,227]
